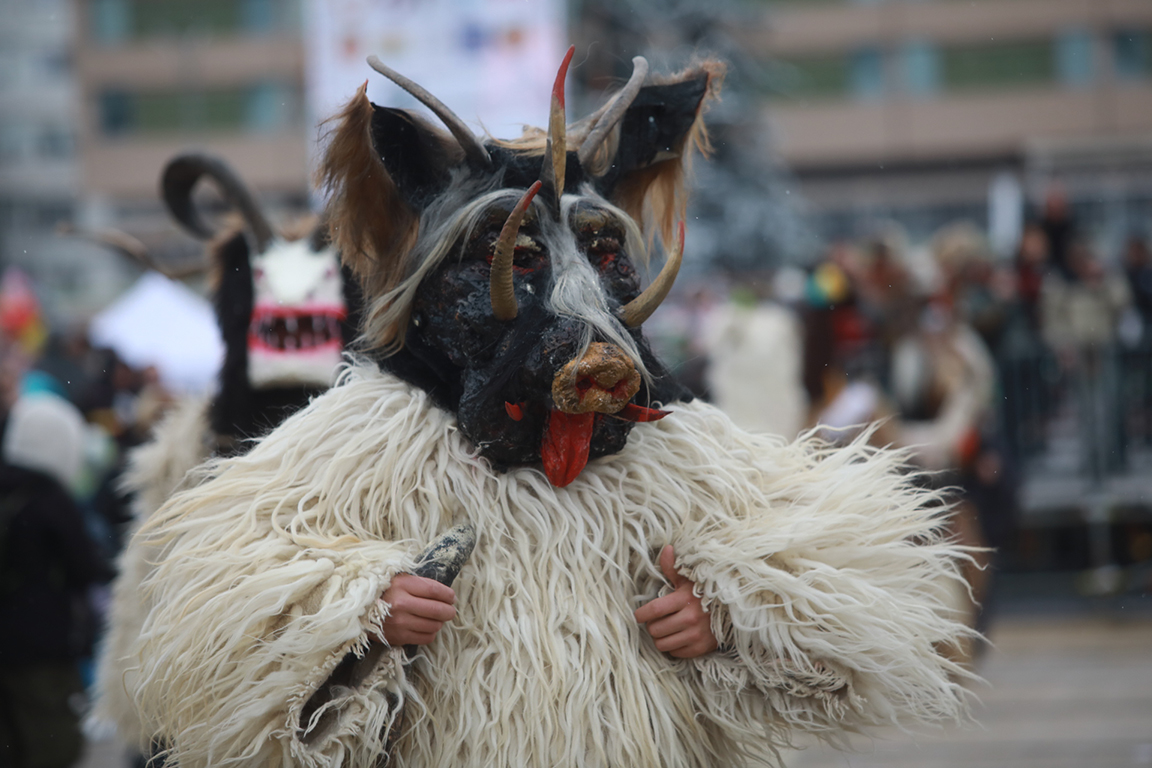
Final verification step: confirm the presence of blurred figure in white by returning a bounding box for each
[705,276,807,439]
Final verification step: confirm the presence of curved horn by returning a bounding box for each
[490,181,542,321]
[57,224,207,280]
[577,56,649,168]
[620,222,684,328]
[367,55,492,171]
[161,154,275,252]
[540,45,574,216]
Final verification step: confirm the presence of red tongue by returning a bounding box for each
[541,411,595,487]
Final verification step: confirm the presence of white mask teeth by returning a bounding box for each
[250,310,346,352]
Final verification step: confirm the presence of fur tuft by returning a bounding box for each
[612,60,724,249]
[318,84,420,350]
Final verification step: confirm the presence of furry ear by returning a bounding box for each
[318,83,462,320]
[591,62,724,247]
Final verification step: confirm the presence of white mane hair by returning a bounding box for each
[122,360,975,768]
[546,192,652,382]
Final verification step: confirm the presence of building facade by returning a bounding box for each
[74,0,310,257]
[743,0,1152,255]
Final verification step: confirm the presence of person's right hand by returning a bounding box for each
[378,574,457,646]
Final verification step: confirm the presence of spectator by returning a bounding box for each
[0,395,111,768]
[1014,221,1050,334]
[1123,234,1152,337]
[1040,184,1077,280]
[1041,241,1132,353]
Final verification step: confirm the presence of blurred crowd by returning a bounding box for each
[0,275,175,767]
[655,187,1152,642]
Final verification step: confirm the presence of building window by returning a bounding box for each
[36,126,75,160]
[1114,29,1151,81]
[90,0,130,44]
[776,54,851,100]
[246,82,295,131]
[98,90,133,136]
[1056,28,1095,87]
[941,39,1055,91]
[850,47,885,100]
[901,39,940,96]
[96,84,300,137]
[87,0,297,42]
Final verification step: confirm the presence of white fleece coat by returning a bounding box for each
[124,362,971,768]
[92,396,214,745]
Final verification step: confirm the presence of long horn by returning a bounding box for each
[161,154,275,252]
[540,46,574,216]
[620,222,684,328]
[577,56,649,168]
[491,181,542,321]
[367,55,492,171]
[57,224,207,280]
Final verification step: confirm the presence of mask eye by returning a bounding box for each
[484,233,543,273]
[586,236,622,271]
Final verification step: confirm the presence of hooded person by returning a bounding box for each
[0,394,111,768]
[113,53,976,768]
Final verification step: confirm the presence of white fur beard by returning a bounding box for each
[247,345,342,389]
[125,361,976,768]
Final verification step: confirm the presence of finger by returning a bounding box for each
[391,614,446,635]
[659,545,687,588]
[388,591,457,622]
[400,596,457,623]
[381,625,439,646]
[653,627,709,655]
[667,637,720,659]
[645,609,701,640]
[399,575,456,604]
[633,591,689,624]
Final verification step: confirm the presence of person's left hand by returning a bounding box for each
[634,545,719,659]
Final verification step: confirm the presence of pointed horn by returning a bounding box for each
[161,154,275,252]
[620,222,684,328]
[540,45,574,215]
[490,181,542,321]
[577,56,649,168]
[58,224,208,280]
[367,55,492,171]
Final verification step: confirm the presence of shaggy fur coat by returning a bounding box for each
[123,361,971,768]
[91,396,214,745]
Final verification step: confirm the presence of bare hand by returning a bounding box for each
[634,545,719,659]
[379,574,456,646]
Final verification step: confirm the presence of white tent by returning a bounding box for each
[89,272,223,394]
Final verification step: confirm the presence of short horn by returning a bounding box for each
[577,56,649,168]
[620,221,684,328]
[491,181,542,321]
[540,45,574,216]
[161,154,275,252]
[367,55,492,171]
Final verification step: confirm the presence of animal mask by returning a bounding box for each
[161,154,361,439]
[321,50,722,485]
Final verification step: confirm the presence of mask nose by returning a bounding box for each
[551,342,640,415]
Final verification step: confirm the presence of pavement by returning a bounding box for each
[75,607,1152,768]
[785,612,1152,768]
